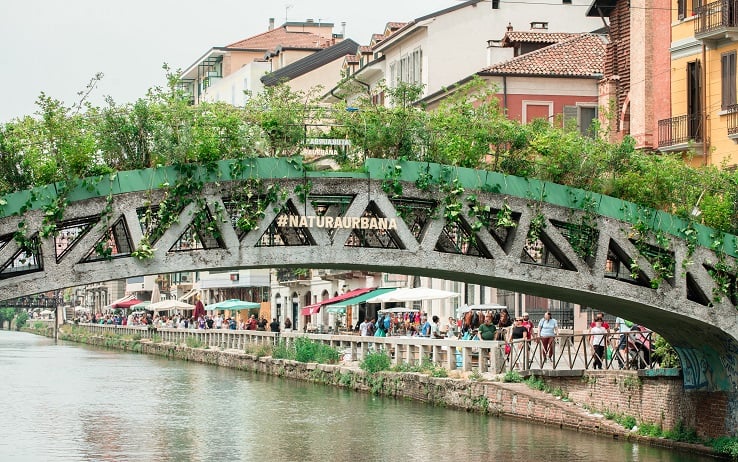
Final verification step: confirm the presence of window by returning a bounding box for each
[389,47,422,87]
[722,51,736,109]
[523,101,554,124]
[563,104,599,137]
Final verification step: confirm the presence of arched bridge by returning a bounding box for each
[1,158,738,396]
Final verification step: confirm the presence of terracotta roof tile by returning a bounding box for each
[501,31,578,46]
[227,26,331,50]
[385,22,408,31]
[483,34,607,77]
[345,54,359,64]
[359,46,373,53]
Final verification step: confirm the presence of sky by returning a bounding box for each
[0,0,460,123]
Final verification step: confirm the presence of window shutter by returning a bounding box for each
[563,105,578,131]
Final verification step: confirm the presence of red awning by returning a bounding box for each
[300,288,374,316]
[300,305,321,316]
[114,298,142,309]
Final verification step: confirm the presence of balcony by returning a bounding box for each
[694,0,738,41]
[727,104,738,140]
[658,113,705,153]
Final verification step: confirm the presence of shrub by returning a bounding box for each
[271,340,292,359]
[619,415,637,430]
[663,420,701,443]
[15,311,28,330]
[711,436,738,458]
[292,337,340,363]
[185,337,203,348]
[637,422,662,437]
[503,370,524,383]
[361,351,392,373]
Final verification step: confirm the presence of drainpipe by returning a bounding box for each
[502,75,508,113]
[353,77,371,98]
[702,44,708,165]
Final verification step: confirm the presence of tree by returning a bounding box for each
[14,310,28,330]
[0,307,15,330]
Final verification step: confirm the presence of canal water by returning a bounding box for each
[0,330,714,462]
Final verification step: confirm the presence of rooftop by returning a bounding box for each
[481,33,607,77]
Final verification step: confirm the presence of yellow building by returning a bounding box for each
[663,0,738,167]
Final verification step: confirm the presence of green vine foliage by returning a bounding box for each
[131,235,156,260]
[440,177,465,224]
[415,163,434,191]
[567,194,599,262]
[495,202,517,229]
[628,210,675,289]
[230,179,284,233]
[381,163,403,197]
[294,180,313,203]
[528,211,547,244]
[5,73,738,273]
[466,194,491,232]
[708,233,738,304]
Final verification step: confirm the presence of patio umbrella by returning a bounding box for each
[131,301,151,311]
[365,287,459,303]
[148,299,194,313]
[151,283,161,304]
[206,299,260,311]
[457,304,507,315]
[193,298,205,319]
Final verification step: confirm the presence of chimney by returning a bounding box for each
[306,18,314,23]
[269,17,274,30]
[341,21,346,37]
[506,22,513,32]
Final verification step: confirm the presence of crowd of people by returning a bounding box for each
[78,311,290,333]
[355,309,551,343]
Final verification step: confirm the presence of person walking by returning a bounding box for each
[478,313,497,341]
[590,318,607,369]
[521,313,533,341]
[538,311,559,362]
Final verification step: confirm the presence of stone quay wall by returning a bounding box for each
[43,327,723,457]
[546,371,729,439]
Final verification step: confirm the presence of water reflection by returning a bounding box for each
[0,331,713,462]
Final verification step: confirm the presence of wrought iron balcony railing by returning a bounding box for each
[694,0,738,37]
[658,113,703,148]
[727,104,738,137]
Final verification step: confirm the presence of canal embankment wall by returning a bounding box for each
[41,327,723,458]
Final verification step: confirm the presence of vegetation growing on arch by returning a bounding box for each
[1,72,738,238]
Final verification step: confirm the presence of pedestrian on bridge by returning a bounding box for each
[538,312,559,362]
[590,318,607,369]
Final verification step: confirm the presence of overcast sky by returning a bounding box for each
[0,0,459,123]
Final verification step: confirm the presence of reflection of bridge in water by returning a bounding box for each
[3,157,738,433]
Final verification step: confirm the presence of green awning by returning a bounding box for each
[324,287,397,312]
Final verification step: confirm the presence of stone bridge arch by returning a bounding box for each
[1,158,737,416]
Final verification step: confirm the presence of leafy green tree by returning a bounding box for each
[424,77,501,167]
[0,307,15,330]
[243,83,321,157]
